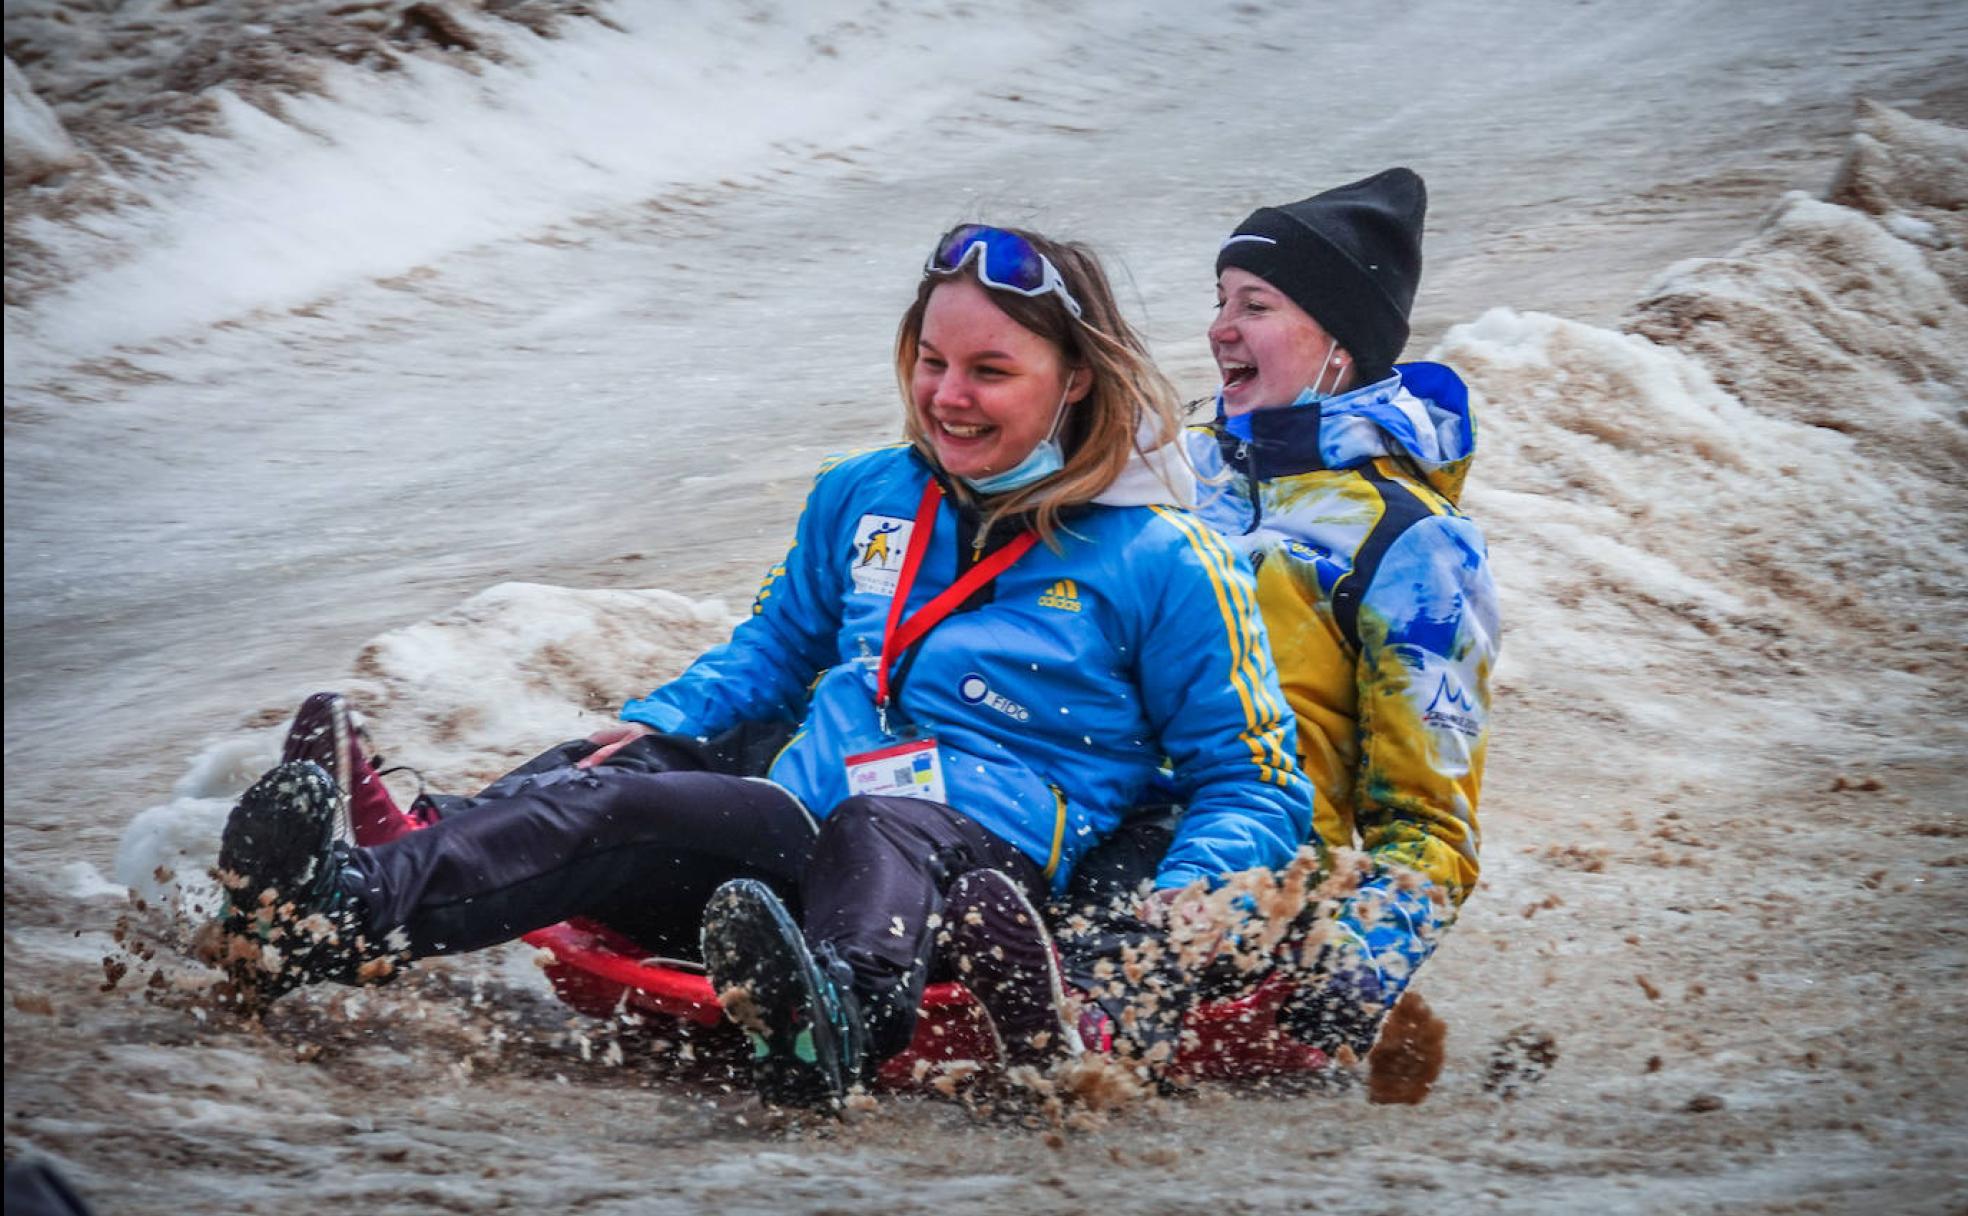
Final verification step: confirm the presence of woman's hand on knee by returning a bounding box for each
[578,722,656,768]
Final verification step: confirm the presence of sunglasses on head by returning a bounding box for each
[926,224,1084,320]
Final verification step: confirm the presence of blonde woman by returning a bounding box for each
[214,225,1312,1110]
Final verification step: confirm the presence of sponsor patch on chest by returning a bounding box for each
[850,513,914,596]
[958,672,1030,721]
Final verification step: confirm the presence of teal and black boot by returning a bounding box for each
[701,878,868,1111]
[215,760,397,1009]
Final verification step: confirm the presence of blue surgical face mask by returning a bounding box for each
[1291,340,1347,407]
[960,385,1074,495]
[963,436,1064,495]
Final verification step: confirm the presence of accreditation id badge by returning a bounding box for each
[843,737,946,803]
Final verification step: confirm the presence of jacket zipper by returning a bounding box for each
[1043,784,1069,881]
[1232,439,1264,534]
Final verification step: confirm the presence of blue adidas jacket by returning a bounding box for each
[621,445,1311,895]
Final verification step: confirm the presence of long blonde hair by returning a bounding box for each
[893,227,1185,548]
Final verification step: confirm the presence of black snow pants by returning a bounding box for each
[408,721,798,826]
[344,755,819,961]
[339,733,1045,1062]
[352,722,803,957]
[802,794,1045,1059]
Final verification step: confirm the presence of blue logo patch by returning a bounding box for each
[1278,538,1346,595]
[1426,676,1474,714]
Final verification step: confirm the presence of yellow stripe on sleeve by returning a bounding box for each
[1169,507,1292,742]
[1149,506,1290,785]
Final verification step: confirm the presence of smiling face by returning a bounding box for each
[1209,266,1354,415]
[911,277,1091,481]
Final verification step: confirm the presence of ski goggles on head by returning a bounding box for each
[926,224,1084,320]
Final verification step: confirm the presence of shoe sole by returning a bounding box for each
[216,760,345,1004]
[701,879,846,1109]
[218,760,340,929]
[946,870,1083,1068]
[281,693,355,844]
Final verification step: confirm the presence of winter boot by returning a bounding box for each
[942,868,1084,1070]
[281,692,422,845]
[701,879,867,1111]
[216,760,398,1008]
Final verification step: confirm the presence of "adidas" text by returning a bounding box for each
[1037,579,1082,612]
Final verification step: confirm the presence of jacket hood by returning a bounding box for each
[1093,419,1198,509]
[1216,361,1474,503]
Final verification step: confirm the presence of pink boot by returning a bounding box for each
[280,692,424,846]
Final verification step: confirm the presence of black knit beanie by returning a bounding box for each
[1215,168,1427,383]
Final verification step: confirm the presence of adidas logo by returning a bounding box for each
[1037,579,1082,612]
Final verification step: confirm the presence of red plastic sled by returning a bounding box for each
[521,918,1327,1087]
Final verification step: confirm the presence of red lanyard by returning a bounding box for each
[876,479,1039,719]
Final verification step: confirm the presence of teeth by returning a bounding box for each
[942,422,990,438]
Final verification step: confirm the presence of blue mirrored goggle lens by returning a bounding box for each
[927,225,1083,318]
[931,225,1051,293]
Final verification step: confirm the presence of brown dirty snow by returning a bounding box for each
[2,0,608,297]
[1366,994,1448,1106]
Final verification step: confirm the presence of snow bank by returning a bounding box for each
[341,581,741,790]
[115,582,740,913]
[1431,105,1965,776]
[3,55,85,184]
[1627,105,1968,481]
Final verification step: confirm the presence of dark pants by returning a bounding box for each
[342,733,1045,1064]
[413,720,797,821]
[346,763,818,960]
[369,722,806,958]
[1055,808,1177,999]
[803,794,1045,1059]
[1056,808,1177,919]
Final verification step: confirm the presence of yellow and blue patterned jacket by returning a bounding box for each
[1187,362,1499,992]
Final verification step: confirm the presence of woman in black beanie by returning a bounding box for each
[1196,168,1499,1057]
[1055,170,1501,1069]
